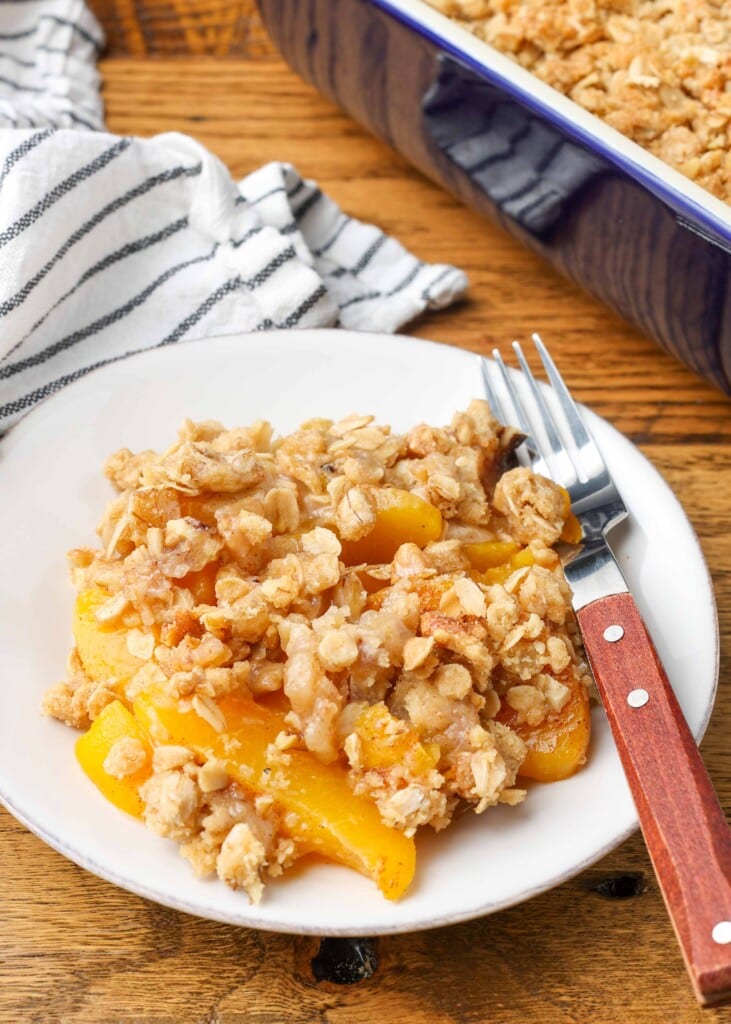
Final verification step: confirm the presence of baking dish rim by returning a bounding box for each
[371,0,731,245]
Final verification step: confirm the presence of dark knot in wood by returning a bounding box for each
[591,872,647,899]
[311,937,379,984]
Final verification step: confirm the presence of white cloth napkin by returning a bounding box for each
[0,1,468,433]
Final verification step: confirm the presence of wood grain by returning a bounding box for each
[1,3,731,1023]
[86,0,273,56]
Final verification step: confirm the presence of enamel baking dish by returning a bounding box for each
[257,0,731,393]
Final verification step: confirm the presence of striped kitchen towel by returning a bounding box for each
[0,1,467,434]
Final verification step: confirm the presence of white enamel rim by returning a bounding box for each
[376,0,731,239]
[0,329,719,935]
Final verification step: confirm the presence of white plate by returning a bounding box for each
[0,330,719,935]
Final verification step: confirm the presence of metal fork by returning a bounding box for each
[483,335,630,614]
[482,335,731,1007]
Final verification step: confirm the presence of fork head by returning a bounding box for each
[481,334,627,533]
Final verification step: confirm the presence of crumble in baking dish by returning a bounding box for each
[424,0,731,202]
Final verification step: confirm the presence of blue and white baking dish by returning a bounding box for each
[257,0,731,393]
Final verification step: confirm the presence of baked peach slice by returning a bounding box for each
[354,703,440,776]
[75,700,153,817]
[133,690,416,900]
[340,488,442,566]
[462,540,520,571]
[73,568,217,691]
[498,669,591,782]
[73,587,150,689]
[71,596,415,898]
[464,542,535,584]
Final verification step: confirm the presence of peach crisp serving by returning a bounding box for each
[43,401,592,903]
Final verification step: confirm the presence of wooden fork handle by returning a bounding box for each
[577,592,731,1006]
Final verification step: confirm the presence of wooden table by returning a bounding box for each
[2,2,730,1021]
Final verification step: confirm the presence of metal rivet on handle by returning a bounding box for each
[603,624,624,643]
[712,921,731,945]
[627,689,649,709]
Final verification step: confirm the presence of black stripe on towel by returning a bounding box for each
[387,262,422,295]
[334,262,424,311]
[420,265,452,301]
[0,162,201,319]
[40,14,103,51]
[0,278,245,423]
[0,244,221,379]
[12,216,191,351]
[329,235,388,279]
[293,188,323,221]
[0,27,37,42]
[241,246,296,290]
[312,216,348,257]
[0,137,131,249]
[53,108,100,131]
[0,348,133,419]
[276,283,328,328]
[337,290,381,310]
[246,185,286,207]
[231,225,265,249]
[0,128,52,190]
[158,275,243,347]
[0,72,45,93]
[0,49,35,68]
[34,45,71,55]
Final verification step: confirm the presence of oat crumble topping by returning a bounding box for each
[45,401,592,902]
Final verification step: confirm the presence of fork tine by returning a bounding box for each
[479,357,511,427]
[531,333,593,452]
[509,340,587,486]
[511,341,568,464]
[482,349,549,476]
[490,347,533,438]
